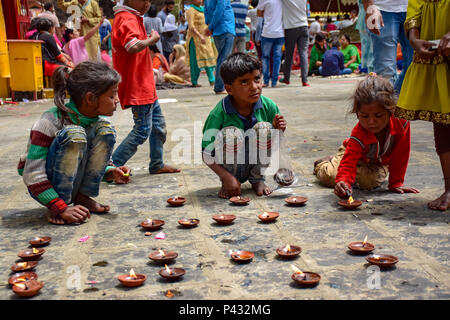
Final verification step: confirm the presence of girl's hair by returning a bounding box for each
[315,33,326,54]
[351,74,396,115]
[149,44,159,53]
[341,34,351,42]
[148,5,158,17]
[36,18,54,32]
[63,28,74,43]
[52,61,121,120]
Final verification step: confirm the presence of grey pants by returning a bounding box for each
[283,26,309,83]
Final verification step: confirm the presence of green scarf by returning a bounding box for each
[65,98,99,127]
[191,4,204,12]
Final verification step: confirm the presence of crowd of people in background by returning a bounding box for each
[27,0,395,90]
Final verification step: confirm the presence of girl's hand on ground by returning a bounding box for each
[438,32,450,57]
[390,186,420,194]
[273,115,286,131]
[112,166,131,184]
[411,38,436,59]
[335,181,351,198]
[60,205,90,223]
[222,175,241,197]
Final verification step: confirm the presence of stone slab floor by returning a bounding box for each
[0,74,448,300]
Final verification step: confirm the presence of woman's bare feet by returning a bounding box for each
[151,165,181,174]
[74,192,110,213]
[47,211,66,225]
[428,190,450,211]
[252,181,272,196]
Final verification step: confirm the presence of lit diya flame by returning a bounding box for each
[237,196,241,200]
[293,198,297,202]
[32,248,39,254]
[220,215,224,219]
[158,249,166,257]
[284,244,291,253]
[16,277,27,283]
[14,283,27,290]
[291,265,304,276]
[18,262,28,268]
[129,268,137,279]
[362,235,368,247]
[146,218,153,225]
[348,196,354,204]
[164,264,173,275]
[262,212,269,218]
[34,237,42,242]
[173,196,178,201]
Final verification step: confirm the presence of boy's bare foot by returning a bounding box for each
[218,186,231,199]
[74,192,110,213]
[151,165,181,174]
[46,211,66,225]
[428,190,450,211]
[252,181,272,196]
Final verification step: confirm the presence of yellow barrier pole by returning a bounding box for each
[0,2,11,98]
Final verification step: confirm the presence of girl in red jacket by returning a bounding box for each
[314,74,419,198]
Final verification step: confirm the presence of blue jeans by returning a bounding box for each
[369,10,413,93]
[319,66,352,75]
[45,122,116,204]
[359,29,374,72]
[213,33,235,92]
[112,101,167,173]
[261,36,284,86]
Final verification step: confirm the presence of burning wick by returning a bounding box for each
[348,196,354,204]
[18,262,28,268]
[32,248,39,254]
[293,198,297,202]
[362,235,368,247]
[262,212,269,218]
[16,277,27,283]
[237,196,241,200]
[229,250,236,257]
[128,268,137,280]
[284,245,291,253]
[34,237,42,242]
[173,196,178,201]
[14,283,28,290]
[220,215,224,219]
[158,249,166,257]
[146,218,153,225]
[290,265,305,279]
[164,264,173,275]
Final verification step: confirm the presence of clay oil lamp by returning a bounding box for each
[149,249,178,264]
[229,250,254,263]
[229,196,250,206]
[290,265,320,287]
[141,218,165,231]
[212,214,236,225]
[258,211,279,223]
[167,196,186,207]
[159,264,185,281]
[285,196,308,206]
[18,247,45,261]
[12,280,44,298]
[11,261,38,273]
[338,195,362,210]
[178,218,200,228]
[29,236,51,247]
[118,268,147,287]
[274,168,295,186]
[365,254,399,269]
[276,244,302,259]
[8,272,38,286]
[348,235,375,254]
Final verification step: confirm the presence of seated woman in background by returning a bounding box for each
[32,18,73,77]
[149,44,170,84]
[339,34,361,72]
[309,33,327,76]
[165,44,191,84]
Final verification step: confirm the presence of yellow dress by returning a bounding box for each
[58,0,102,61]
[396,0,450,124]
[185,7,217,68]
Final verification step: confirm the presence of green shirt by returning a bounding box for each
[340,44,361,66]
[202,95,281,155]
[309,45,325,71]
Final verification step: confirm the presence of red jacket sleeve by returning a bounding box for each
[387,122,411,189]
[335,137,365,187]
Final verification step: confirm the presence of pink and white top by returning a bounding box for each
[64,37,89,65]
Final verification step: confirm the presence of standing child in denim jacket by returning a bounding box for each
[202,53,287,198]
[18,62,130,225]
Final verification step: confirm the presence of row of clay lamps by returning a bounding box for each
[9,237,50,297]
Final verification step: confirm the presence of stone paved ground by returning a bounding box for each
[0,74,449,300]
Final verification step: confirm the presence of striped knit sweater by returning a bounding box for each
[18,104,115,215]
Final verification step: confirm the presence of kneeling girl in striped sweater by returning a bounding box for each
[18,61,131,225]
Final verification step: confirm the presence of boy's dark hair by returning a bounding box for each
[44,2,53,11]
[63,28,74,43]
[148,4,158,17]
[250,0,259,8]
[52,61,121,122]
[351,74,396,115]
[165,0,175,5]
[220,53,262,85]
[315,15,320,21]
[315,33,326,42]
[336,14,341,20]
[36,18,54,32]
[344,13,350,19]
[332,39,340,48]
[326,16,332,23]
